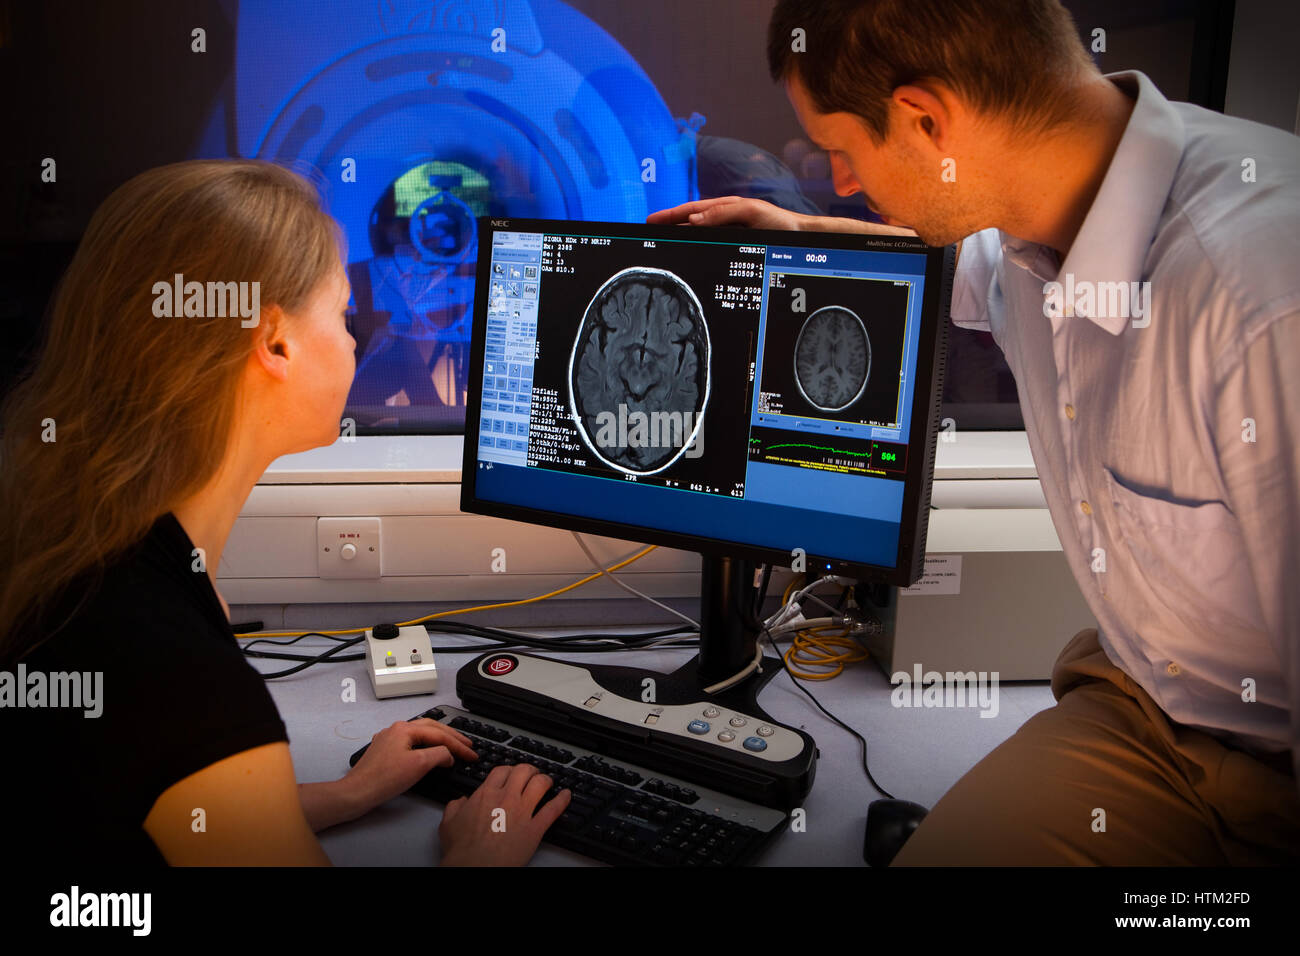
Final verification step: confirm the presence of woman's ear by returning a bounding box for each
[250,304,291,382]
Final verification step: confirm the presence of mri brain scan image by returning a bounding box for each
[569,267,710,473]
[793,306,871,412]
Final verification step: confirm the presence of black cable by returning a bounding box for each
[753,563,771,620]
[241,630,357,653]
[242,622,701,676]
[252,635,365,679]
[421,620,697,649]
[761,617,895,801]
[240,622,697,656]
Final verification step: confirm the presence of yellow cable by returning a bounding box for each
[782,624,869,680]
[233,544,659,639]
[781,575,803,608]
[773,575,869,679]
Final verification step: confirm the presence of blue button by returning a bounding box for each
[743,736,767,752]
[687,720,710,735]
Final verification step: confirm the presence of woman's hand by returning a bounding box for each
[438,763,572,866]
[344,718,478,815]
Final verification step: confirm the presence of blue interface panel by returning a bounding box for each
[472,226,930,570]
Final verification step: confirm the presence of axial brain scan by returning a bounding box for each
[569,267,710,473]
[793,306,871,412]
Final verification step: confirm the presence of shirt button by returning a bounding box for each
[1167,662,1181,676]
[1065,404,1076,420]
[1080,500,1092,516]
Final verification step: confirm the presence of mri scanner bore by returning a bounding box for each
[568,267,711,475]
[195,0,704,432]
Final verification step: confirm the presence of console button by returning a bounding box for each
[729,716,747,728]
[743,736,767,752]
[687,720,710,735]
[757,725,774,737]
[702,707,720,718]
[484,655,518,676]
[717,731,736,742]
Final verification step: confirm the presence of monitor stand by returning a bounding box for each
[484,554,786,719]
[661,554,785,720]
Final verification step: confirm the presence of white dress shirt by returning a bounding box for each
[951,71,1300,790]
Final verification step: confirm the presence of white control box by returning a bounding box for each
[365,624,438,699]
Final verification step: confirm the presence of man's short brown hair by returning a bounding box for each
[767,0,1097,143]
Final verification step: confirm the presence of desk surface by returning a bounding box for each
[254,630,1056,866]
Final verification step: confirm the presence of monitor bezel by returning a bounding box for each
[460,216,953,587]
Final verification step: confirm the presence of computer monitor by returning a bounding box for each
[461,216,953,697]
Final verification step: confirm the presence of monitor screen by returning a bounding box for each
[461,217,954,586]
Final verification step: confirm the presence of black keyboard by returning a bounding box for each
[350,705,789,865]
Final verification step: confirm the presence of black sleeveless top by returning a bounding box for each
[2,512,287,866]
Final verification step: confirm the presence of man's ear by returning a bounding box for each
[891,81,955,152]
[250,304,291,383]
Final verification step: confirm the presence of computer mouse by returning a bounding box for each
[863,798,929,866]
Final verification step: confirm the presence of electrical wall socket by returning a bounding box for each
[317,516,381,578]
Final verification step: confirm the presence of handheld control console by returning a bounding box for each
[457,651,817,811]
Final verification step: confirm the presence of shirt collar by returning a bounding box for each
[1013,70,1186,335]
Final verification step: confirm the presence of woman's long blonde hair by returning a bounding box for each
[0,159,346,665]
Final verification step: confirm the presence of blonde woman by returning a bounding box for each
[0,159,570,865]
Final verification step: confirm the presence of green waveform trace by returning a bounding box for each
[767,442,872,458]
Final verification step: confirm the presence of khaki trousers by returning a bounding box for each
[891,628,1300,865]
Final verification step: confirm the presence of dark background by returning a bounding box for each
[0,0,1247,431]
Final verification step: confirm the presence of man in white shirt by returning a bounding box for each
[650,0,1300,863]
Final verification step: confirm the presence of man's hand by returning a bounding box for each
[647,195,917,237]
[647,195,808,230]
[438,763,572,866]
